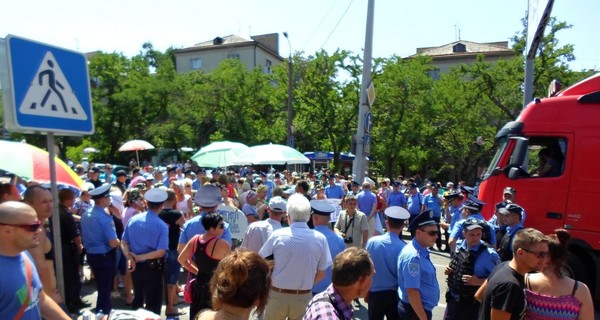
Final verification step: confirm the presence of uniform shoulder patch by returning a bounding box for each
[408,262,420,277]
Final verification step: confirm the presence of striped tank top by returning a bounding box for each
[524,274,582,320]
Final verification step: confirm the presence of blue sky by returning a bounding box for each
[1,0,598,71]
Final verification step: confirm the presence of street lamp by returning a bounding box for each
[283,32,294,148]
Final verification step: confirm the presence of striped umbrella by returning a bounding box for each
[0,140,84,189]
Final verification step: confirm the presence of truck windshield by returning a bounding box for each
[482,138,507,180]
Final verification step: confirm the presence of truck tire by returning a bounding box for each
[566,253,594,298]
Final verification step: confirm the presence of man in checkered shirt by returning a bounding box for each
[303,247,374,320]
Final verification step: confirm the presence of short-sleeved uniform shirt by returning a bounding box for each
[122,210,169,255]
[366,232,406,292]
[387,191,407,207]
[179,212,232,246]
[356,190,377,217]
[312,225,346,294]
[397,239,440,311]
[479,261,526,320]
[81,205,118,254]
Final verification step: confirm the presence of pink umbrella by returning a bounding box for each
[118,139,154,166]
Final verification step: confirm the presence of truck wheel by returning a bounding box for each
[566,253,594,294]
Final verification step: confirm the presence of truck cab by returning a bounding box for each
[478,73,600,301]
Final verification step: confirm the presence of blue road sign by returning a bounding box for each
[364,112,372,133]
[1,35,93,135]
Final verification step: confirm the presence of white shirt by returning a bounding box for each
[259,222,332,290]
[241,218,282,252]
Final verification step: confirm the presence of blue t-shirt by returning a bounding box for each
[325,184,345,199]
[123,210,169,255]
[81,205,118,254]
[0,253,43,320]
[356,190,377,216]
[242,203,258,220]
[424,194,443,218]
[312,225,346,294]
[178,212,232,246]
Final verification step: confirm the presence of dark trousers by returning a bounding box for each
[131,262,164,315]
[368,290,401,320]
[433,217,443,249]
[87,251,116,314]
[62,245,81,304]
[397,300,432,320]
[444,293,480,320]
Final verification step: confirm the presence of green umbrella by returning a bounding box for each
[191,141,249,168]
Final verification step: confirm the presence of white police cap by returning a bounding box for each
[194,185,222,207]
[384,206,410,220]
[88,183,111,199]
[144,187,168,203]
[310,200,335,216]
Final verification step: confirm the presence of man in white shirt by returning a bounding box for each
[241,197,286,252]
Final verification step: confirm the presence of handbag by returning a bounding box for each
[146,257,165,272]
[184,235,201,303]
[15,253,33,320]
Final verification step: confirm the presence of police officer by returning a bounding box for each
[497,203,525,262]
[443,219,500,320]
[80,183,120,314]
[366,206,410,320]
[397,210,440,320]
[310,200,346,295]
[122,187,169,315]
[448,195,496,253]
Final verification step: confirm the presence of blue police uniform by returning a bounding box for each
[179,212,233,246]
[325,183,345,199]
[122,209,169,315]
[264,178,276,200]
[424,194,442,218]
[81,204,118,314]
[387,191,407,207]
[397,239,440,319]
[407,193,424,217]
[312,225,346,294]
[447,204,463,231]
[450,213,497,247]
[367,232,406,320]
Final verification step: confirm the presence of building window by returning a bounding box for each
[227,53,240,60]
[453,43,466,53]
[428,69,440,80]
[190,58,202,70]
[264,59,272,74]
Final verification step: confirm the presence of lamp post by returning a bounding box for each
[283,32,294,148]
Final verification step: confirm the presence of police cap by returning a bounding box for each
[310,200,335,216]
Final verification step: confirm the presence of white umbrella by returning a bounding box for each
[118,139,155,166]
[234,143,310,165]
[191,141,249,168]
[83,147,99,153]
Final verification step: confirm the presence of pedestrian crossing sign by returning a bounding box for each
[1,35,94,135]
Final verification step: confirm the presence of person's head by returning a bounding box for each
[409,210,439,247]
[331,247,374,299]
[408,184,418,195]
[104,164,113,173]
[286,194,311,223]
[462,218,484,248]
[361,182,371,191]
[384,206,410,230]
[512,228,549,272]
[327,175,336,186]
[0,201,42,254]
[544,229,571,277]
[210,249,271,316]
[344,195,358,211]
[144,188,168,211]
[217,174,228,187]
[503,187,516,202]
[58,188,76,207]
[164,189,177,209]
[267,196,287,218]
[195,185,223,212]
[201,212,225,235]
[295,180,309,194]
[391,180,401,191]
[0,183,21,203]
[351,181,360,192]
[245,190,258,206]
[22,185,53,220]
[256,185,268,199]
[88,184,113,208]
[499,203,523,227]
[272,187,284,198]
[431,184,439,195]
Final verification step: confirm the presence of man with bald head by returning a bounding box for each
[0,201,69,319]
[22,185,63,304]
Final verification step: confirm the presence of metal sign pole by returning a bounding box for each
[48,132,65,301]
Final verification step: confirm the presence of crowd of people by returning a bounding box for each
[0,161,595,320]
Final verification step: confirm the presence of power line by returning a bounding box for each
[303,0,340,49]
[320,0,355,50]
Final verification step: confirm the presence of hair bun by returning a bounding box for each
[554,228,571,245]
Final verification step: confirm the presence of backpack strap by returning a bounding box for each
[15,253,33,320]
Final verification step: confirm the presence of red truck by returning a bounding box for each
[478,73,600,301]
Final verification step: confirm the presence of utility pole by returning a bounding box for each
[283,32,294,148]
[352,0,375,184]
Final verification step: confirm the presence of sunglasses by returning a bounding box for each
[419,229,438,237]
[521,248,549,259]
[0,221,42,232]
[218,223,225,229]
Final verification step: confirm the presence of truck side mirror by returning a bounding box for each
[508,167,520,180]
[509,137,529,166]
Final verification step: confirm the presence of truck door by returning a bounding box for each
[496,135,571,235]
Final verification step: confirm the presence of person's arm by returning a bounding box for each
[313,270,326,284]
[448,237,457,253]
[28,237,61,303]
[490,308,512,320]
[575,281,594,320]
[177,237,199,275]
[121,240,137,272]
[474,279,487,303]
[362,230,369,248]
[406,288,428,320]
[38,291,71,320]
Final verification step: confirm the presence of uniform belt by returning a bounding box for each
[271,286,310,294]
